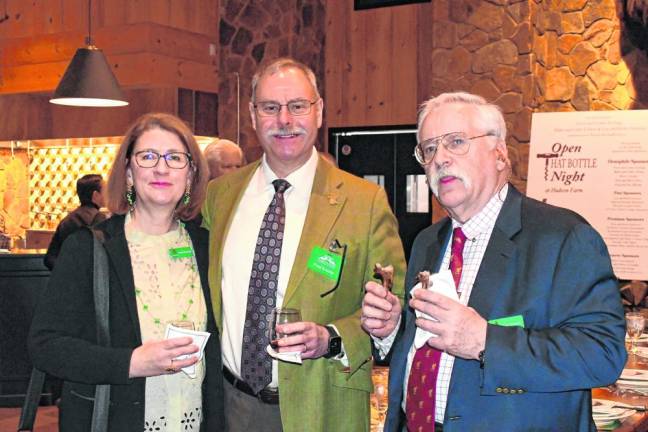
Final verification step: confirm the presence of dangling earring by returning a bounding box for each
[182,184,191,205]
[126,184,135,211]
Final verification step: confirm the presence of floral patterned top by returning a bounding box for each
[125,214,207,432]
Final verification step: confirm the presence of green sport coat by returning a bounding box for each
[202,155,406,432]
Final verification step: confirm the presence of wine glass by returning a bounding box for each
[626,312,645,354]
[270,308,301,349]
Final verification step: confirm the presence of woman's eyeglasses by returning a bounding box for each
[133,151,191,169]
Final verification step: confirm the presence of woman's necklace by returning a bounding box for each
[129,219,200,329]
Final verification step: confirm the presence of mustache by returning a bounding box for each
[429,168,465,188]
[265,126,307,138]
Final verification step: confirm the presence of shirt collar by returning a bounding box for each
[259,147,319,194]
[452,183,509,239]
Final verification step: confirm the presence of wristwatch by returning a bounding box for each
[323,325,342,359]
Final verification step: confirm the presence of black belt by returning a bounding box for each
[223,368,279,405]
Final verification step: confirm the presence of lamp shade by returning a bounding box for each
[50,46,128,107]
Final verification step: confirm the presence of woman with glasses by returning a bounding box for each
[29,113,223,431]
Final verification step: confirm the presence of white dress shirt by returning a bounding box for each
[221,148,318,388]
[374,184,508,422]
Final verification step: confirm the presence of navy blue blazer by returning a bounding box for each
[384,186,627,432]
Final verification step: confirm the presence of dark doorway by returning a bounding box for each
[329,126,431,261]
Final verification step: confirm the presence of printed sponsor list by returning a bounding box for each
[528,110,648,280]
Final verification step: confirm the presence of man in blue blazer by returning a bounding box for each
[361,92,627,431]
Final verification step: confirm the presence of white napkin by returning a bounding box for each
[412,269,459,349]
[266,345,302,364]
[164,324,211,378]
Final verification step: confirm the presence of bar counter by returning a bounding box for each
[0,250,55,407]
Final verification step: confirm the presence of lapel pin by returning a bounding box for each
[329,239,342,252]
[326,192,338,205]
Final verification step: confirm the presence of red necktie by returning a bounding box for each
[406,227,467,431]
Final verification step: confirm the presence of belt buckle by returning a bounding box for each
[258,387,279,404]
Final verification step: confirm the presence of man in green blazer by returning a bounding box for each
[201,57,406,432]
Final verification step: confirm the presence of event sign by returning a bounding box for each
[528,110,648,280]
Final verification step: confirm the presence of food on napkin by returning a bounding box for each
[411,269,459,349]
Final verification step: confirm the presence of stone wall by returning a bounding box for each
[425,0,648,193]
[428,0,533,192]
[531,0,645,113]
[218,0,326,161]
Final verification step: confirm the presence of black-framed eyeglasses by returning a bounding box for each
[254,98,320,117]
[414,131,496,165]
[133,150,192,169]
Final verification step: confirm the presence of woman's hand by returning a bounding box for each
[129,337,199,378]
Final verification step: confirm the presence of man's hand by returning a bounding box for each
[273,322,330,359]
[361,281,401,338]
[410,289,487,360]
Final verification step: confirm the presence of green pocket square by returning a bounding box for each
[488,314,525,328]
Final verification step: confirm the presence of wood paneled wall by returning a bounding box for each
[0,0,217,39]
[325,1,431,128]
[0,0,219,94]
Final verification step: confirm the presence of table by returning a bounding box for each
[371,366,388,432]
[0,252,58,407]
[370,353,648,432]
[593,347,648,431]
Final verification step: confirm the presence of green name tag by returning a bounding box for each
[488,314,525,328]
[307,246,342,281]
[168,246,194,259]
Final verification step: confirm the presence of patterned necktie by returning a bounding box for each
[406,227,467,432]
[240,179,290,394]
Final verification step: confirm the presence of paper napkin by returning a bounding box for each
[266,345,302,364]
[412,269,459,349]
[164,324,211,378]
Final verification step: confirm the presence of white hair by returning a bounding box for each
[417,92,507,144]
[204,139,243,161]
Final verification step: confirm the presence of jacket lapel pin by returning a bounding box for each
[326,192,338,205]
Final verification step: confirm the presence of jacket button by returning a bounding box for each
[496,387,503,393]
[503,388,510,394]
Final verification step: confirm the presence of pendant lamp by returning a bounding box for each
[49,0,128,107]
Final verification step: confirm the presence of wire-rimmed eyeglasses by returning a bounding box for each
[254,98,320,117]
[133,150,192,169]
[413,131,496,165]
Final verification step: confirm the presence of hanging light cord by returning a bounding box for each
[85,0,93,46]
[0,0,9,23]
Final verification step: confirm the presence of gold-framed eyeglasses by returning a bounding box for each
[133,150,191,169]
[254,98,320,117]
[414,131,496,165]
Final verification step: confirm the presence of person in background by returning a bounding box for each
[29,113,224,431]
[361,92,626,431]
[204,138,244,180]
[44,174,106,270]
[202,57,406,432]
